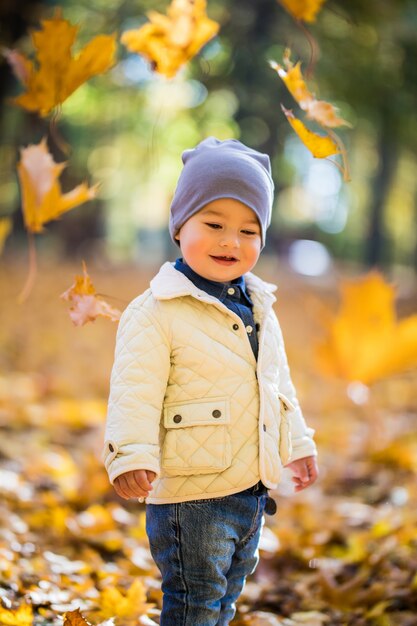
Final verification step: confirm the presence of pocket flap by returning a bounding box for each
[277,392,295,413]
[164,397,230,429]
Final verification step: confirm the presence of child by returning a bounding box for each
[103,137,318,626]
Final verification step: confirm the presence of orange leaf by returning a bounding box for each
[60,261,121,326]
[121,0,219,78]
[270,54,350,128]
[316,271,417,384]
[17,137,99,234]
[281,105,340,158]
[63,608,91,626]
[0,217,12,254]
[4,8,116,117]
[278,0,327,23]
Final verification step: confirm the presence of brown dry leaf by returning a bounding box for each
[121,0,219,78]
[17,137,99,234]
[278,0,327,23]
[316,271,417,384]
[281,105,340,158]
[95,579,153,623]
[60,261,121,326]
[0,217,12,254]
[0,603,33,626]
[63,608,91,626]
[3,8,116,117]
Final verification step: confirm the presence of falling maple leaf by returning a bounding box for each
[270,53,350,128]
[60,261,121,326]
[281,105,340,158]
[316,271,417,385]
[121,0,219,78]
[17,137,99,234]
[278,0,327,23]
[3,8,117,117]
[0,217,12,254]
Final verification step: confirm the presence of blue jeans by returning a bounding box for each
[146,484,268,626]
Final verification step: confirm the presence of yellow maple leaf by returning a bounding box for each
[0,217,12,254]
[278,0,327,23]
[4,8,116,117]
[0,603,33,626]
[60,261,121,326]
[17,137,99,234]
[121,0,219,78]
[281,105,340,158]
[95,579,153,622]
[270,54,350,128]
[316,272,417,385]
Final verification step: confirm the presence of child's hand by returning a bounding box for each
[285,455,318,492]
[113,469,156,500]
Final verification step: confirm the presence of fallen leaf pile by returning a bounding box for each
[1,262,416,625]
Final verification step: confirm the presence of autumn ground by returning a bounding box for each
[1,252,417,626]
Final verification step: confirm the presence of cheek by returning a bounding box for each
[181,231,209,256]
[245,240,261,261]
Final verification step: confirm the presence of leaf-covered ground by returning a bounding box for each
[1,256,417,626]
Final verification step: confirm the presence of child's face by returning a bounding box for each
[175,198,262,282]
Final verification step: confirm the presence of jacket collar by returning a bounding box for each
[150,262,277,311]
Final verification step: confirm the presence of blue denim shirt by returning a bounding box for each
[174,258,259,360]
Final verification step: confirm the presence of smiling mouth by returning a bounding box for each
[210,255,239,262]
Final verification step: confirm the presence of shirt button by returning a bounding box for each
[212,409,221,418]
[227,287,235,295]
[233,323,239,330]
[109,443,114,452]
[245,325,253,334]
[173,414,182,423]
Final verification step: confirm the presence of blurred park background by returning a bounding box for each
[1,1,417,624]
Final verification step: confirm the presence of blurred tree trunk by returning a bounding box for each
[366,125,398,268]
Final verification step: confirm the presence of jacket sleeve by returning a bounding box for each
[275,315,317,462]
[102,300,170,484]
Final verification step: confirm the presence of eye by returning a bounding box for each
[241,229,258,236]
[205,222,222,229]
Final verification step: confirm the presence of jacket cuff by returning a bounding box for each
[102,439,160,484]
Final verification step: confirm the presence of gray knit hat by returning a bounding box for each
[169,137,274,248]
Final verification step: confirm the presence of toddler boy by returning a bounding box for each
[103,137,318,626]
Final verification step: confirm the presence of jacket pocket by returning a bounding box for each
[277,392,294,466]
[102,439,119,472]
[161,397,232,476]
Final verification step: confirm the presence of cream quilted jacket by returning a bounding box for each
[103,262,317,503]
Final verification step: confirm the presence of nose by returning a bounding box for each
[219,229,240,248]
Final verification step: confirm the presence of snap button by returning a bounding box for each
[227,287,235,295]
[245,325,253,334]
[232,323,239,330]
[173,414,182,423]
[212,409,221,418]
[109,443,114,452]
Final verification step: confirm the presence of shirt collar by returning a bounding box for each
[174,258,253,306]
